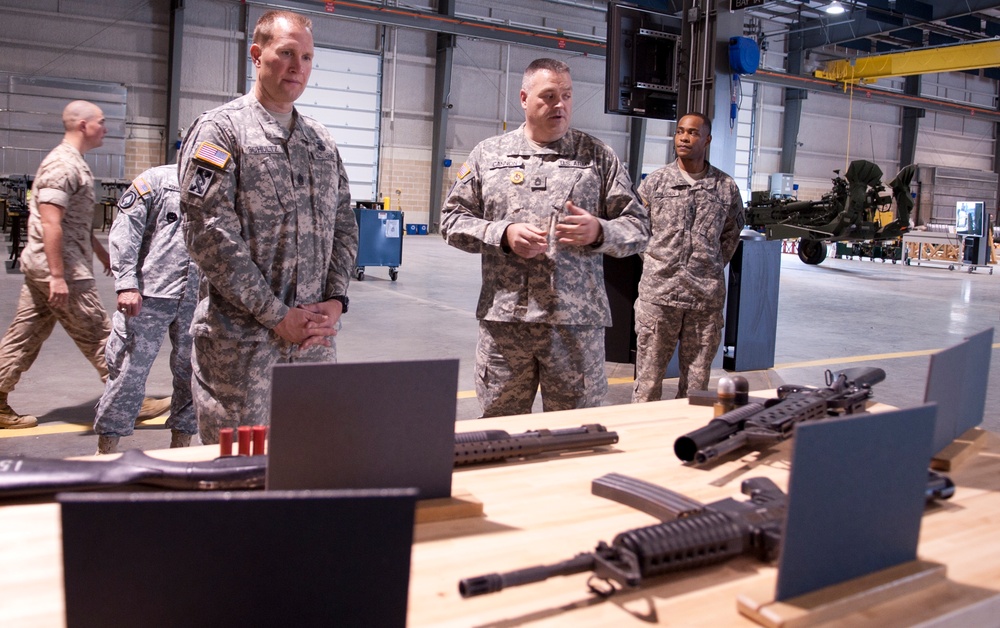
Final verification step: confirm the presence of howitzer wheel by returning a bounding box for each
[798,239,827,265]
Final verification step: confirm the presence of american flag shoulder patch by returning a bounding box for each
[133,177,152,196]
[193,141,232,169]
[457,163,471,181]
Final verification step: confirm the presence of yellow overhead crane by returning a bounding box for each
[815,39,1000,83]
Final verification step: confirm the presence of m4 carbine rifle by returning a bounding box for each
[674,366,885,465]
[460,473,787,598]
[0,424,618,499]
[459,469,954,598]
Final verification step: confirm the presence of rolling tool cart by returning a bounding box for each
[353,203,403,281]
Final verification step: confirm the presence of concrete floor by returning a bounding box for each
[1,232,997,458]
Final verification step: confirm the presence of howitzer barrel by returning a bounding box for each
[674,403,765,462]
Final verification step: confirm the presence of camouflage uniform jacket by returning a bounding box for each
[178,94,359,340]
[441,125,649,326]
[637,160,745,311]
[110,164,197,299]
[21,141,97,283]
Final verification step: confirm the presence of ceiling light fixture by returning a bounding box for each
[824,1,846,14]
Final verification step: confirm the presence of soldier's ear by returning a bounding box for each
[249,43,262,67]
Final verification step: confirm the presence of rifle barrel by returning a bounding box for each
[459,553,596,597]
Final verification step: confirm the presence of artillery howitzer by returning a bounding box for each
[747,160,915,265]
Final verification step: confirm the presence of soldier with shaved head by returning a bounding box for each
[0,100,112,428]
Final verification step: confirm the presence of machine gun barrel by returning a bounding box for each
[454,424,618,466]
[674,367,884,465]
[673,403,764,462]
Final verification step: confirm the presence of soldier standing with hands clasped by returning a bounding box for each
[178,10,358,444]
[441,58,649,418]
[632,112,745,402]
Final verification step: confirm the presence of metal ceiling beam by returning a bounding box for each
[745,69,1000,122]
[257,0,607,57]
[800,0,1000,49]
[815,39,1000,82]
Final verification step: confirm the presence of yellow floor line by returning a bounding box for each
[4,343,997,440]
[0,416,166,439]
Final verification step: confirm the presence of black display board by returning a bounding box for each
[61,489,418,628]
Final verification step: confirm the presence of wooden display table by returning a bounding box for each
[902,230,963,269]
[2,396,1000,626]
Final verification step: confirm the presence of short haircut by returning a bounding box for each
[253,10,312,47]
[522,58,571,93]
[62,100,100,131]
[681,112,712,136]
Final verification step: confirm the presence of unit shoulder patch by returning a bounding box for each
[187,166,215,198]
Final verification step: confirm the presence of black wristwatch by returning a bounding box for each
[330,295,349,313]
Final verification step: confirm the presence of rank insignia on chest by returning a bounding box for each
[530,175,546,190]
[193,141,231,169]
[510,170,525,184]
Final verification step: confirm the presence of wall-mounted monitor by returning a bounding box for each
[605,2,682,121]
[956,201,985,238]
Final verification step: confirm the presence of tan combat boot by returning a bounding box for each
[0,392,38,429]
[170,430,193,448]
[136,396,172,421]
[96,435,120,455]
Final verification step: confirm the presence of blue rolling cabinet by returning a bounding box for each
[353,206,403,281]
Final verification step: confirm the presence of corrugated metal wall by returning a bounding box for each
[0,0,996,209]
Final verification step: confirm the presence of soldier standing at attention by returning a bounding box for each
[0,100,114,429]
[632,112,745,401]
[441,58,649,418]
[179,10,358,444]
[93,165,197,454]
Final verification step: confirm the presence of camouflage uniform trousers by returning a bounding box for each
[0,276,110,394]
[192,335,337,444]
[632,298,723,402]
[476,320,607,418]
[93,295,198,437]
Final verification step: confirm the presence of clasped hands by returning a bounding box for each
[503,201,602,259]
[273,299,344,349]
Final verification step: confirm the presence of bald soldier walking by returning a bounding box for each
[0,101,114,429]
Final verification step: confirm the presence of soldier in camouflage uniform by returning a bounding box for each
[179,10,358,444]
[0,101,113,429]
[93,165,198,453]
[441,58,649,418]
[632,113,745,402]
